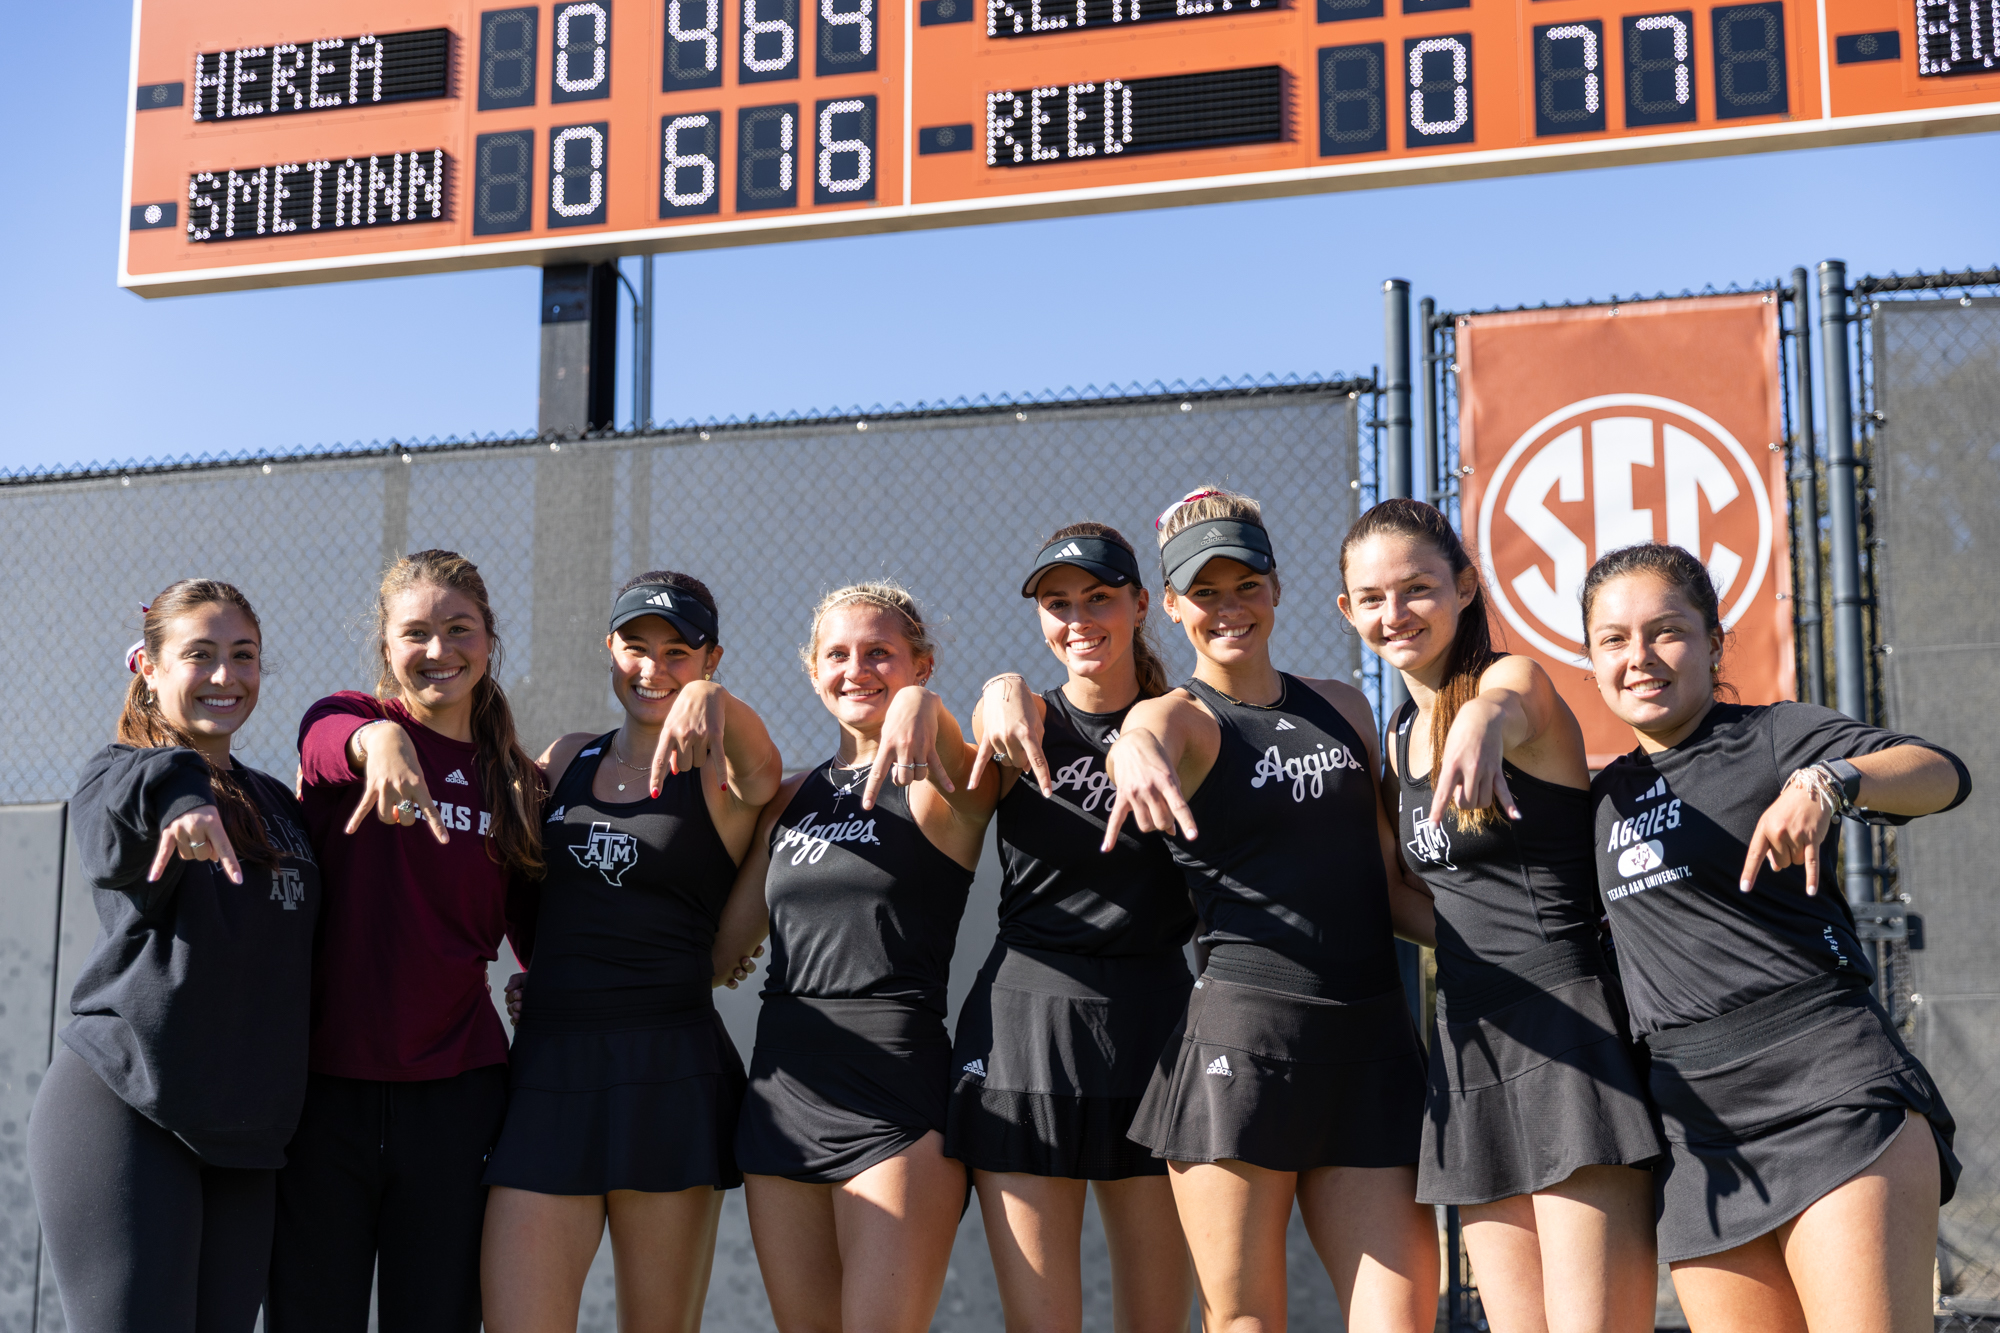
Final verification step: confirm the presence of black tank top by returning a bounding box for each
[994,688,1194,957]
[761,760,976,1015]
[1174,675,1397,999]
[530,733,741,1018]
[1392,700,1599,992]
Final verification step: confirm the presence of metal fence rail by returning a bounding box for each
[1853,269,2000,1325]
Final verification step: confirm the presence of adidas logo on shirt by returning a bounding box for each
[446,769,470,786]
[1206,1055,1233,1077]
[962,1059,987,1078]
[1274,718,1296,731]
[547,806,566,823]
[1639,777,1667,801]
[1055,542,1084,558]
[579,747,602,758]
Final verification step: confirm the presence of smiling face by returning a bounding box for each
[608,615,721,723]
[139,602,262,747]
[811,603,932,733]
[1585,571,1725,746]
[1032,566,1145,687]
[383,581,491,716]
[1338,532,1476,682]
[1166,557,1277,667]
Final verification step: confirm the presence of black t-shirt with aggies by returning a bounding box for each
[994,687,1194,957]
[1591,701,1969,1035]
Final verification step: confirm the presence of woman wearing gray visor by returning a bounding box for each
[1105,488,1440,1333]
[954,522,1199,1333]
[482,572,783,1333]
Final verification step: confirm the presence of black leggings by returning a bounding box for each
[28,1047,275,1333]
[266,1065,508,1333]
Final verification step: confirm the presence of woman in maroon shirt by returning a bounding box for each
[267,549,543,1333]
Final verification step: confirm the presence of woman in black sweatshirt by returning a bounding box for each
[28,580,320,1333]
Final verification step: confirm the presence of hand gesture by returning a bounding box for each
[345,722,450,843]
[651,680,729,796]
[1429,701,1519,829]
[720,943,765,990]
[150,804,243,885]
[503,972,526,1026]
[1100,733,1197,852]
[863,687,954,810]
[1740,783,1833,895]
[970,675,1052,796]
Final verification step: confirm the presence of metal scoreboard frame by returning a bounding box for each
[121,0,2000,296]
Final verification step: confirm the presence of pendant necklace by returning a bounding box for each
[828,758,871,808]
[609,736,651,793]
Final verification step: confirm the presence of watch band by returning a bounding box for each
[1824,757,1864,809]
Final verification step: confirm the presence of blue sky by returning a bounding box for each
[6,5,1997,474]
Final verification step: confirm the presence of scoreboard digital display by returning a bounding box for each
[121,0,2000,295]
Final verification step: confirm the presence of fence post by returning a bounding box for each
[1789,268,1827,707]
[1817,260,1877,919]
[1418,296,1438,505]
[1384,280,1413,501]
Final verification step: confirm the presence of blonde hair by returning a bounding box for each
[799,581,936,676]
[1156,486,1267,548]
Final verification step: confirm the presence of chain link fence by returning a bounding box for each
[1856,271,2000,1321]
[0,376,1373,806]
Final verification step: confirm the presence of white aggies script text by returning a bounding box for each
[776,810,883,865]
[1051,755,1115,812]
[1251,742,1364,803]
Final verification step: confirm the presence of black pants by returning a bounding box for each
[29,1047,275,1333]
[266,1065,508,1333]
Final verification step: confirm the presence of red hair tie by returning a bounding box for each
[1155,488,1223,531]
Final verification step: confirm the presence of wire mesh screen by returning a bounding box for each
[0,382,1367,805]
[1866,288,2000,1316]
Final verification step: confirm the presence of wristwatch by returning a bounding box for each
[1820,758,1864,813]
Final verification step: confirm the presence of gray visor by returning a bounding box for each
[1159,519,1275,593]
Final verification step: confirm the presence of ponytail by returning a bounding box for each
[120,581,280,870]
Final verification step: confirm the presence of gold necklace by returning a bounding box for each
[608,735,651,793]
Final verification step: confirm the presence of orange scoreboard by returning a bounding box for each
[122,0,2000,294]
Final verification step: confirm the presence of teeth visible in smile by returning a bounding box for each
[1067,637,1106,652]
[635,686,670,700]
[198,697,240,710]
[1212,626,1249,639]
[422,668,461,681]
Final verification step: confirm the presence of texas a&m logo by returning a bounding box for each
[1476,394,1774,665]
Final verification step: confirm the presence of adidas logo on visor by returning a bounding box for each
[646,591,675,610]
[1055,542,1083,558]
[1202,529,1225,543]
[1206,1055,1233,1077]
[962,1059,986,1078]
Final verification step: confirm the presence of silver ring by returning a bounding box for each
[396,800,421,820]
[891,761,929,773]
[189,839,208,849]
[991,749,1011,766]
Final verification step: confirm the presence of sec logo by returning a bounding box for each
[1475,393,1774,665]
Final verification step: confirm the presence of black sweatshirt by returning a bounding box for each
[65,745,321,1168]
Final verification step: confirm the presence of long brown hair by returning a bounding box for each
[1339,499,1504,832]
[119,580,279,870]
[373,550,544,877]
[1042,521,1171,699]
[1581,542,1735,702]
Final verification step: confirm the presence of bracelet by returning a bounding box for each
[1782,765,1843,821]
[980,672,1026,696]
[351,719,395,756]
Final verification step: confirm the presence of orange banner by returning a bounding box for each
[1457,294,1794,767]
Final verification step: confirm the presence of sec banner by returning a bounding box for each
[1456,294,1794,765]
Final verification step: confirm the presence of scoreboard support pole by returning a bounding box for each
[539,263,620,436]
[1381,278,1425,1035]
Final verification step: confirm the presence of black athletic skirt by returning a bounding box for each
[1127,974,1427,1172]
[1421,938,1663,1205]
[1644,970,1960,1263]
[946,941,1192,1180]
[485,986,746,1195]
[736,994,952,1184]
